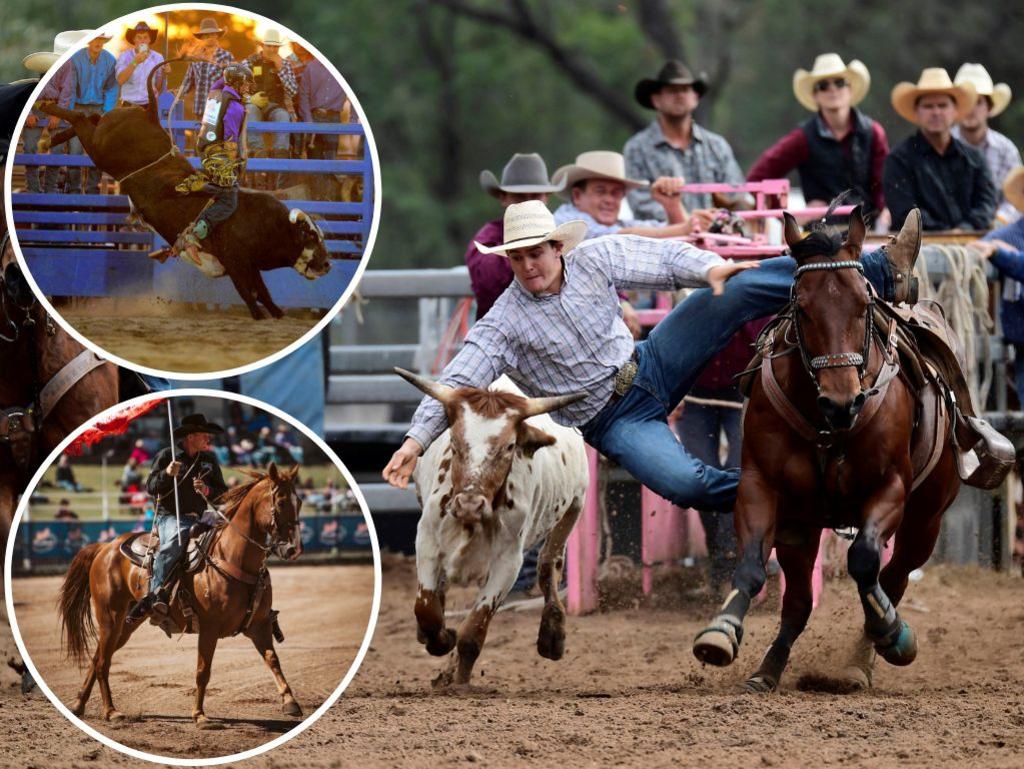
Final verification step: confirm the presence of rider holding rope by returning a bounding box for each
[127,414,227,624]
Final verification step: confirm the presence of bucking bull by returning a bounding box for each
[36,60,330,320]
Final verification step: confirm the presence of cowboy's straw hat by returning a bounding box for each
[891,68,977,125]
[22,30,91,72]
[551,151,648,200]
[635,60,708,109]
[954,63,1012,118]
[125,21,159,46]
[261,28,286,47]
[792,53,870,112]
[474,200,587,257]
[1004,167,1024,213]
[194,18,225,37]
[479,153,563,198]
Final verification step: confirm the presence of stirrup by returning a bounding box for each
[956,416,1015,489]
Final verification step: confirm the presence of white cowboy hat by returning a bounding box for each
[474,200,587,256]
[551,151,648,200]
[792,53,870,112]
[891,68,976,125]
[479,153,563,198]
[22,30,92,73]
[261,28,286,47]
[954,63,1012,118]
[1004,167,1024,214]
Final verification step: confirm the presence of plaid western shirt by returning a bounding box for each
[952,125,1022,207]
[624,120,745,219]
[179,46,234,114]
[405,235,725,450]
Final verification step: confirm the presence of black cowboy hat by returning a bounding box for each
[173,414,224,441]
[635,60,708,109]
[126,21,159,46]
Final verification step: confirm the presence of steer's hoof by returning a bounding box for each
[537,629,565,661]
[282,698,303,717]
[425,628,457,657]
[693,624,738,667]
[874,621,917,667]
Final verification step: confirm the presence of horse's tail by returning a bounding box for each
[58,542,102,666]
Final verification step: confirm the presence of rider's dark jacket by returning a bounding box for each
[147,445,228,519]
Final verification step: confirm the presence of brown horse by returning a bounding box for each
[692,207,961,691]
[58,463,304,726]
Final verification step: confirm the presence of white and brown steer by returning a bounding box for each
[396,368,589,685]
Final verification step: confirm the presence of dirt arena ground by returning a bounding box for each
[57,299,322,372]
[4,563,373,761]
[2,558,1022,768]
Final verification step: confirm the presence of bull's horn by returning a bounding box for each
[394,367,455,406]
[522,391,587,418]
[289,208,308,224]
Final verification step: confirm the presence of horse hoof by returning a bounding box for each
[282,699,303,717]
[537,630,565,661]
[838,665,872,691]
[106,710,125,722]
[693,627,737,667]
[875,621,917,666]
[425,628,457,657]
[743,674,777,693]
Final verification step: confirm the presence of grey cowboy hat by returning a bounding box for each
[635,60,708,109]
[173,414,225,441]
[479,153,564,199]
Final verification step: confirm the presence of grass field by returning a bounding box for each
[28,463,347,520]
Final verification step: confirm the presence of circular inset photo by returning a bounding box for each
[4,390,379,763]
[4,4,379,377]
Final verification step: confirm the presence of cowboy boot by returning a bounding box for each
[151,586,171,616]
[879,209,922,305]
[172,220,208,267]
[126,592,156,625]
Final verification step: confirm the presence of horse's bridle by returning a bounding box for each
[790,259,875,392]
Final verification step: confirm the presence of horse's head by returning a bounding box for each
[784,204,872,431]
[262,462,303,560]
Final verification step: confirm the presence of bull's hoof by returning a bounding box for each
[743,674,778,693]
[693,623,739,667]
[874,620,917,667]
[537,628,565,661]
[282,698,303,717]
[425,628,457,657]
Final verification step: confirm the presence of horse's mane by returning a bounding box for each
[217,476,265,518]
[789,191,856,260]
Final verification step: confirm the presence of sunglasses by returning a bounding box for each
[814,77,849,93]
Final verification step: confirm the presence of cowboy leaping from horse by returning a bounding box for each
[127,413,227,624]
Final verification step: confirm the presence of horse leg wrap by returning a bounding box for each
[859,584,898,641]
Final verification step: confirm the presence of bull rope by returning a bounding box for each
[116,145,179,185]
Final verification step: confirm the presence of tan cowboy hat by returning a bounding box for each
[194,18,225,37]
[22,30,91,72]
[954,63,1012,118]
[551,151,648,200]
[479,153,563,198]
[261,28,286,47]
[792,53,870,111]
[1004,167,1024,213]
[891,68,977,124]
[474,200,587,256]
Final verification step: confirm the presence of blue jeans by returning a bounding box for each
[582,253,892,511]
[200,184,238,232]
[150,513,195,593]
[246,102,291,154]
[67,104,103,194]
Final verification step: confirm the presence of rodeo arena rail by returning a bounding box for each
[330,181,1020,615]
[12,92,372,308]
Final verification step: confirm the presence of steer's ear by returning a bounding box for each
[516,423,556,459]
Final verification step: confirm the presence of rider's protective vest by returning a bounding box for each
[197,88,242,154]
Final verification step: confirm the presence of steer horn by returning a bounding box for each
[289,207,323,237]
[394,367,456,406]
[522,391,587,417]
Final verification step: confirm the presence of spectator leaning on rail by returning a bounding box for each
[623,60,746,219]
[467,153,563,320]
[298,50,346,162]
[178,17,235,117]
[748,53,889,225]
[382,199,925,510]
[951,64,1021,225]
[115,21,164,109]
[19,30,82,194]
[969,168,1024,399]
[883,68,997,231]
[65,30,117,195]
[243,28,298,162]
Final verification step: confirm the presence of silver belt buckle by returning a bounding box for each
[614,359,638,397]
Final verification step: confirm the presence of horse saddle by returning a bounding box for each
[119,527,217,575]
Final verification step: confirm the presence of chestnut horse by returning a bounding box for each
[58,463,304,727]
[692,207,961,691]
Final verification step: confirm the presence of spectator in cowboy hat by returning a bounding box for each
[243,28,298,161]
[748,53,890,225]
[952,63,1021,223]
[883,68,996,231]
[623,60,745,219]
[467,152,563,319]
[65,29,117,195]
[115,21,165,108]
[552,150,713,240]
[178,17,235,116]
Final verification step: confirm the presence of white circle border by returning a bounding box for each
[3,388,383,766]
[3,2,383,382]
